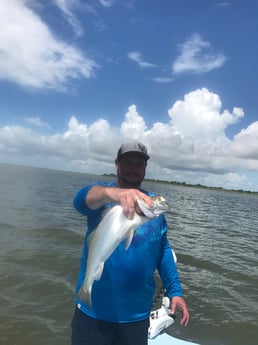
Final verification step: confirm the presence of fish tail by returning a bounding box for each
[77,285,92,309]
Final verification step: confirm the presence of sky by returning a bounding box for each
[0,0,258,192]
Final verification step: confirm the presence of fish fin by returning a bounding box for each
[94,262,104,281]
[124,230,134,250]
[77,285,92,309]
[77,263,104,308]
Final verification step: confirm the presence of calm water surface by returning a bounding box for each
[0,164,257,345]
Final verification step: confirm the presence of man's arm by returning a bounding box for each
[85,185,113,209]
[157,234,189,326]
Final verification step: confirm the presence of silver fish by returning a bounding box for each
[77,195,168,307]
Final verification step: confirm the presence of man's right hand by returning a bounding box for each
[86,186,153,219]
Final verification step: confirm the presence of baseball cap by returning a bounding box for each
[116,141,150,161]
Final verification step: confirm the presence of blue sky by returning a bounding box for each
[0,0,258,191]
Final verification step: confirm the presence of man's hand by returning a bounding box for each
[111,188,153,219]
[86,186,153,219]
[170,296,189,326]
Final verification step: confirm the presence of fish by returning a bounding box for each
[77,195,168,307]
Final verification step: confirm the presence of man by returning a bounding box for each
[71,141,189,345]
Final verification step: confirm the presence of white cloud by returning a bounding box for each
[25,117,50,128]
[98,0,115,8]
[128,52,157,68]
[0,0,98,91]
[168,88,244,140]
[230,122,258,161]
[173,33,226,74]
[215,2,231,9]
[53,0,84,36]
[121,105,147,138]
[151,77,174,83]
[0,88,257,191]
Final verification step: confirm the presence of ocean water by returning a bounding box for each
[0,164,257,345]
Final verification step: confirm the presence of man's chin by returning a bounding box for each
[121,177,141,188]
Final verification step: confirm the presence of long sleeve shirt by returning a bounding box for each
[73,181,183,323]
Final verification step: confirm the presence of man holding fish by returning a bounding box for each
[71,141,189,345]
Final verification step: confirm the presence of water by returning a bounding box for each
[0,164,257,345]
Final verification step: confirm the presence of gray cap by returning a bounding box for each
[116,141,150,161]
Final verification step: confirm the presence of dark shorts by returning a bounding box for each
[71,306,149,345]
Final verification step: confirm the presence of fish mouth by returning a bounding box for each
[153,196,168,208]
[158,201,168,210]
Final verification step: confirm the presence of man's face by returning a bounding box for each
[116,152,146,188]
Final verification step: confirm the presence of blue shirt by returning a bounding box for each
[73,181,183,323]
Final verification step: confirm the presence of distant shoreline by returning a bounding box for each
[103,173,258,195]
[1,163,257,195]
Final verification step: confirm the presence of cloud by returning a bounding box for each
[214,2,231,9]
[0,0,98,91]
[121,105,147,137]
[128,52,157,68]
[230,122,258,160]
[168,88,244,140]
[151,77,174,83]
[98,0,115,7]
[173,33,226,74]
[53,0,84,36]
[25,117,50,129]
[0,88,257,191]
